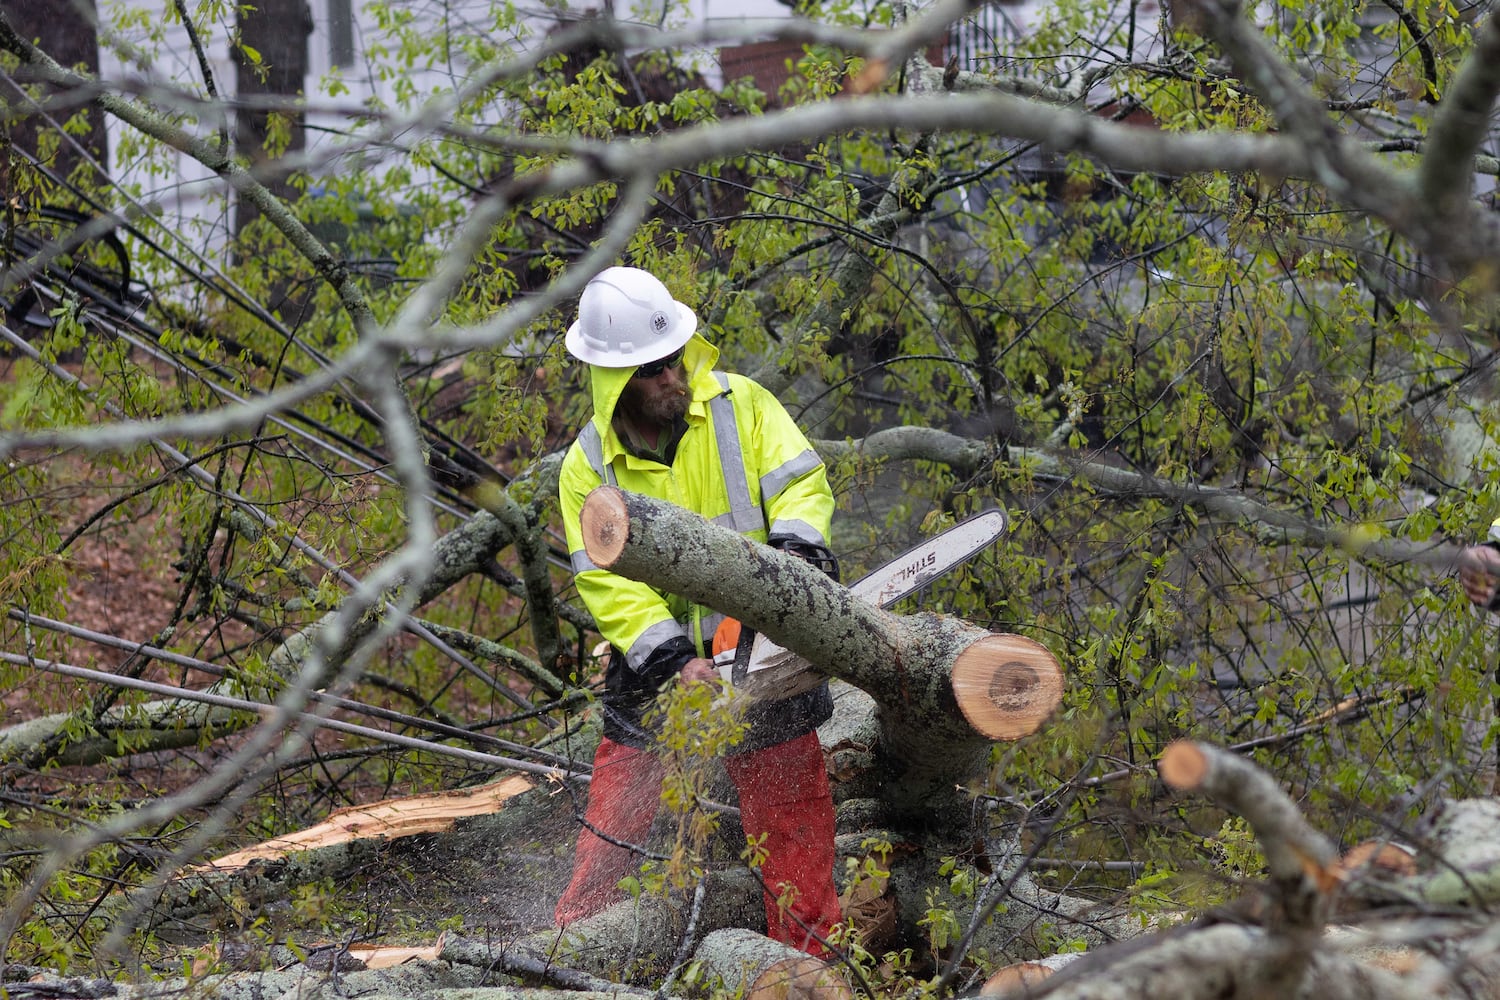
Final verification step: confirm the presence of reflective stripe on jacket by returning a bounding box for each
[558,332,835,745]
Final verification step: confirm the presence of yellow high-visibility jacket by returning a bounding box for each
[559,332,834,745]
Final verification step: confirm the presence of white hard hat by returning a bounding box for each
[564,266,697,367]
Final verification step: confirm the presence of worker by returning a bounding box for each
[553,265,842,956]
[1459,517,1500,610]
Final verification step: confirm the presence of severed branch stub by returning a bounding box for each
[1159,740,1340,931]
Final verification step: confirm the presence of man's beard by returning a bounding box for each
[619,378,690,427]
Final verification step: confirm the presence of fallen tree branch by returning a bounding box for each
[1159,740,1339,931]
[2,652,580,781]
[440,933,654,994]
[442,869,765,985]
[995,922,1423,1000]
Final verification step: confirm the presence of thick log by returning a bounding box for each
[108,957,661,1000]
[691,929,852,1000]
[579,486,1063,816]
[1373,798,1500,907]
[352,993,648,1000]
[440,930,656,992]
[350,994,654,1000]
[110,960,488,1000]
[990,923,1421,1000]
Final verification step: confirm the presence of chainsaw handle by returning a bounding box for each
[730,625,756,685]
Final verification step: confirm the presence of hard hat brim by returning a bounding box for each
[565,300,697,367]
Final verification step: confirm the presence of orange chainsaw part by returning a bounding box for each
[712,617,742,657]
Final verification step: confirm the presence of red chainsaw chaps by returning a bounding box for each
[724,730,841,955]
[554,737,665,925]
[555,732,840,957]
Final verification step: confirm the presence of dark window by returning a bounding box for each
[329,0,354,67]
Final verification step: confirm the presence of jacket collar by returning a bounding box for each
[586,333,721,464]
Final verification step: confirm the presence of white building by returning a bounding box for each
[92,0,1102,236]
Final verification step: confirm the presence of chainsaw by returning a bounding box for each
[712,508,1009,699]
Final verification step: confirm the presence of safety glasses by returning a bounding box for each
[632,347,684,379]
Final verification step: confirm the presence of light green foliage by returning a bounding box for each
[3,0,1499,975]
[1208,816,1265,884]
[643,679,748,891]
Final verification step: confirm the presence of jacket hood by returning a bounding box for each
[586,331,721,448]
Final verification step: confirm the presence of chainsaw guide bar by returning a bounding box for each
[715,508,1010,697]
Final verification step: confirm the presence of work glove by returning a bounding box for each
[635,635,698,690]
[767,535,841,582]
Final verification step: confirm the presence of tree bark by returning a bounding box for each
[442,868,767,982]
[988,923,1421,1000]
[1351,798,1500,908]
[106,961,489,1000]
[233,0,310,238]
[691,929,853,1000]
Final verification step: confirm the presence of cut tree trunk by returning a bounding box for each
[571,485,1091,960]
[578,485,1063,819]
[129,486,1070,980]
[982,952,1083,994]
[442,868,766,981]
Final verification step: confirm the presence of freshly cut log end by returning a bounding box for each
[580,486,629,569]
[1335,840,1417,879]
[750,957,854,1000]
[982,953,1084,996]
[1157,740,1208,790]
[950,633,1063,740]
[981,961,1053,995]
